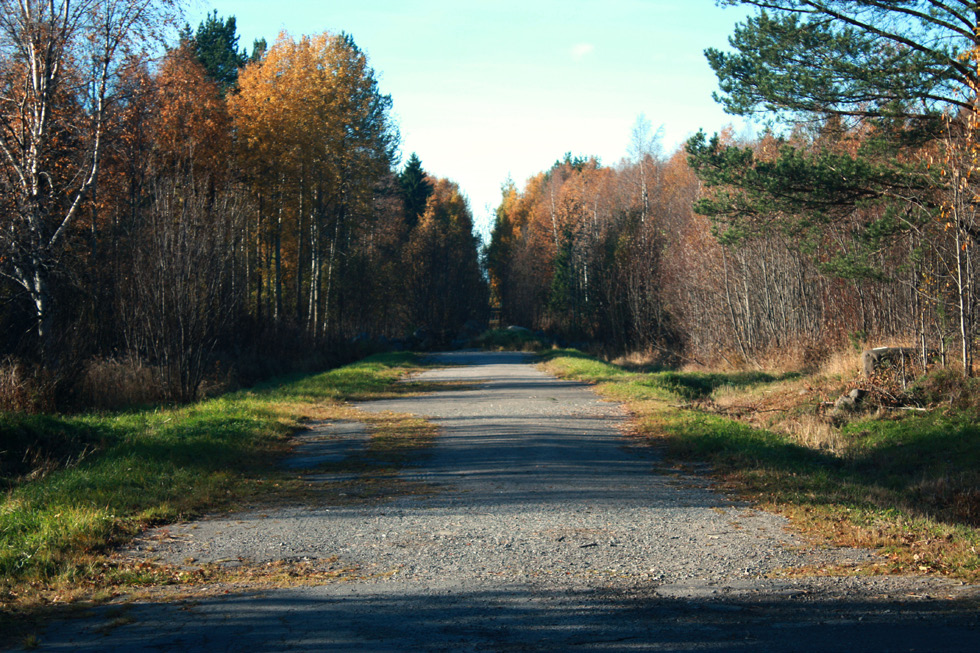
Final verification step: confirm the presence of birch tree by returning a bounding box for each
[230,31,396,341]
[0,0,178,352]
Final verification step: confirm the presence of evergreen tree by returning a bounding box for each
[548,228,576,320]
[692,0,980,265]
[708,1,978,124]
[693,1,979,270]
[190,11,248,93]
[696,1,980,374]
[399,153,434,229]
[250,38,268,64]
[685,128,931,279]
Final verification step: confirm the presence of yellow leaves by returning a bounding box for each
[231,30,376,180]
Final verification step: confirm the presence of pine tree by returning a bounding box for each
[695,0,980,374]
[709,1,979,124]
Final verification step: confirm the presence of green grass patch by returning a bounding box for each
[540,351,797,401]
[541,350,980,582]
[0,352,431,608]
[257,352,422,403]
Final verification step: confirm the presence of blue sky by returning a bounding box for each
[186,0,754,237]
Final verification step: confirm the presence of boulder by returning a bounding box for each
[861,347,918,378]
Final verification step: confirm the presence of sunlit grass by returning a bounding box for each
[542,350,980,582]
[0,352,430,612]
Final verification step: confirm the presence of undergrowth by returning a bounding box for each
[541,349,980,582]
[474,328,551,352]
[0,352,430,615]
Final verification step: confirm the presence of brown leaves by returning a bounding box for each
[152,46,230,180]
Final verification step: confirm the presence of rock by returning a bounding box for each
[861,347,919,378]
[833,387,867,413]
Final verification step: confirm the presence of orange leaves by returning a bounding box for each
[152,46,230,179]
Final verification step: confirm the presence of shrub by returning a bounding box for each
[74,357,163,410]
[474,328,550,352]
[913,369,980,411]
[0,358,57,413]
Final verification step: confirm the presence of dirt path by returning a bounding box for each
[28,352,980,651]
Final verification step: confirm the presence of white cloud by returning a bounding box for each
[570,43,595,61]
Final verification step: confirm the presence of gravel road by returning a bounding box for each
[28,351,980,651]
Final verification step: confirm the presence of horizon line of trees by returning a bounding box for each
[0,2,486,409]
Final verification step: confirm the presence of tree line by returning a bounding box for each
[0,2,486,408]
[489,0,978,376]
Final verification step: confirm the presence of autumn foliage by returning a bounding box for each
[489,118,977,373]
[0,10,487,407]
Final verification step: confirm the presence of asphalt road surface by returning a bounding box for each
[28,352,980,652]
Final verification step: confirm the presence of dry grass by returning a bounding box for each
[609,350,661,369]
[706,350,868,453]
[545,349,980,583]
[676,342,838,376]
[75,357,164,410]
[0,358,57,413]
[774,413,849,453]
[818,348,862,379]
[0,555,369,647]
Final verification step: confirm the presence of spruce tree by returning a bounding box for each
[399,153,434,230]
[190,11,248,94]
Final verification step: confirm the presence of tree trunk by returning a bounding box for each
[955,224,973,376]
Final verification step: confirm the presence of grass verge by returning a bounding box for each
[540,349,980,582]
[0,352,436,626]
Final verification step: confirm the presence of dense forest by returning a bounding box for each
[4,0,979,413]
[0,2,486,409]
[488,0,979,377]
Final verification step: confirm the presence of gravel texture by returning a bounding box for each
[283,421,370,470]
[29,351,980,652]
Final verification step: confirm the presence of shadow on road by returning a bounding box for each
[36,582,980,652]
[32,351,979,652]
